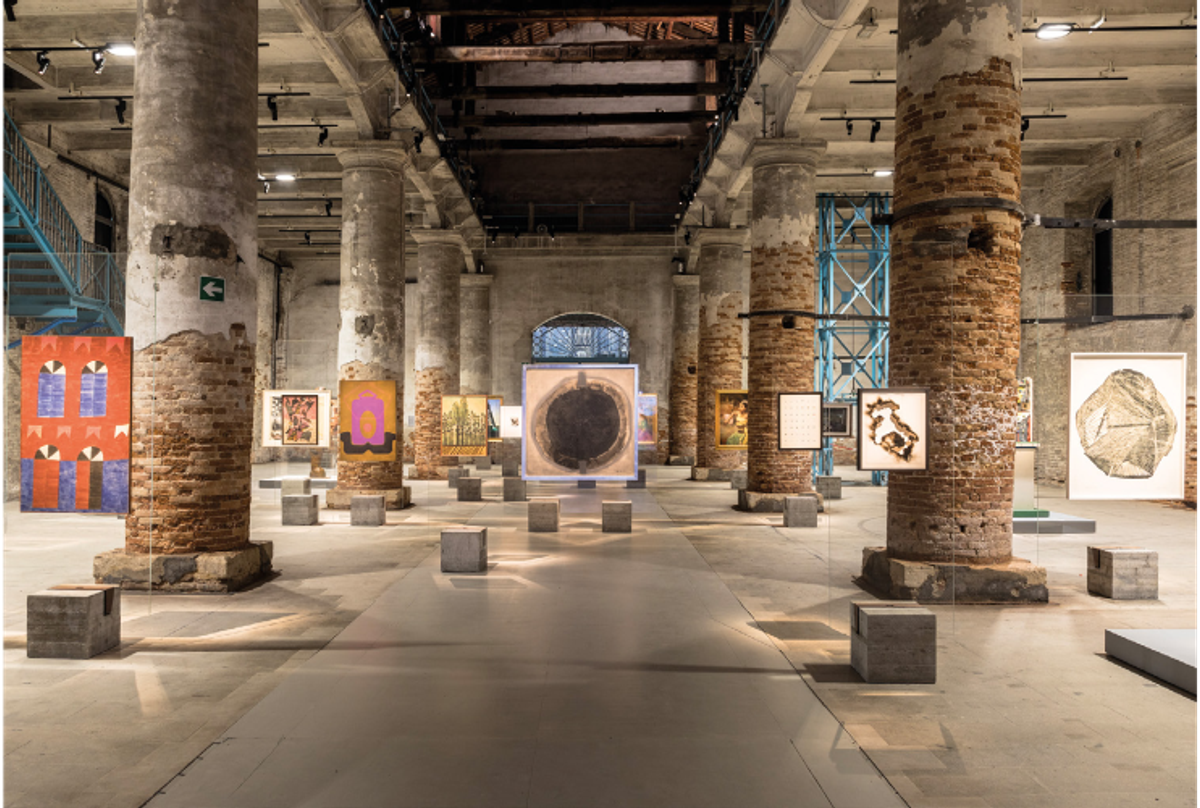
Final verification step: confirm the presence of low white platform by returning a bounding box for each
[1013,512,1096,534]
[1105,629,1197,695]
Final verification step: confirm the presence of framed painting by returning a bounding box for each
[856,388,928,471]
[523,364,638,481]
[778,392,823,450]
[441,394,490,457]
[1016,376,1034,444]
[338,380,398,462]
[20,336,132,513]
[1068,353,1185,500]
[487,396,503,442]
[636,393,658,446]
[715,389,749,449]
[822,402,854,438]
[499,405,523,439]
[262,389,331,448]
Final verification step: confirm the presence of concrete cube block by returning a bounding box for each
[447,467,470,489]
[784,495,819,528]
[1088,546,1159,600]
[457,477,483,502]
[350,495,386,527]
[815,476,842,500]
[730,469,748,490]
[280,476,312,496]
[475,455,492,471]
[577,480,596,489]
[625,469,647,489]
[503,477,527,502]
[441,527,488,573]
[282,493,319,526]
[529,497,560,532]
[28,585,121,659]
[850,601,937,684]
[502,459,521,477]
[602,500,633,533]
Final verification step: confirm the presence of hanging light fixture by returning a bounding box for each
[91,49,106,74]
[105,42,136,56]
[36,50,50,75]
[1035,22,1075,39]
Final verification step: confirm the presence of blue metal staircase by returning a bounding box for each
[3,109,124,337]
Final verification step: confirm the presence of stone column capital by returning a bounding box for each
[460,273,494,288]
[411,228,469,249]
[748,138,826,170]
[672,273,700,288]
[692,227,749,251]
[336,143,410,174]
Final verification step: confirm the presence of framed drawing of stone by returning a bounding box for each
[822,402,854,438]
[441,394,490,457]
[499,405,523,439]
[1068,353,1185,500]
[778,392,823,450]
[856,388,928,471]
[715,389,749,449]
[338,380,398,462]
[487,396,503,442]
[523,364,638,481]
[262,389,331,448]
[20,336,132,513]
[637,393,658,446]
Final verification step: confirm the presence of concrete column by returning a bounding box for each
[691,228,748,481]
[327,146,410,509]
[668,273,700,465]
[103,0,268,590]
[459,273,493,395]
[862,0,1046,602]
[411,229,465,480]
[252,255,278,463]
[739,139,824,512]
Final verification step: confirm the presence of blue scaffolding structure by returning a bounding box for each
[815,194,891,484]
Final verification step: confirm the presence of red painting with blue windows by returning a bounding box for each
[20,336,132,513]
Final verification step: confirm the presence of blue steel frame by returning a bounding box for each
[815,194,891,484]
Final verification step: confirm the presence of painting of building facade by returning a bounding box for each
[442,394,490,456]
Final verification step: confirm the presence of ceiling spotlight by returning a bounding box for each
[91,49,106,74]
[105,42,136,56]
[303,231,311,245]
[845,119,854,137]
[263,180,270,194]
[1020,117,1031,141]
[324,199,333,216]
[266,95,279,121]
[872,169,893,178]
[413,131,423,153]
[857,7,879,39]
[869,119,881,142]
[317,126,329,147]
[36,50,50,75]
[114,98,126,124]
[275,173,295,182]
[1035,22,1074,39]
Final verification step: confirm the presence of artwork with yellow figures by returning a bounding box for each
[715,389,749,449]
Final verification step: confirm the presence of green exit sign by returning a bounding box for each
[199,276,225,302]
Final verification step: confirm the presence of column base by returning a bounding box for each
[93,543,273,592]
[667,455,695,466]
[737,490,824,513]
[690,466,738,482]
[860,547,1048,603]
[326,486,411,510]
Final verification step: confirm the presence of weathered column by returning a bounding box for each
[326,146,410,509]
[668,273,700,465]
[252,255,277,463]
[411,229,465,480]
[459,273,493,395]
[691,228,748,481]
[862,0,1046,601]
[97,0,270,591]
[739,139,824,512]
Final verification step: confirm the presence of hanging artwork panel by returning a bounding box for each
[856,387,929,471]
[337,380,398,462]
[822,402,854,438]
[487,396,504,442]
[20,336,132,513]
[262,389,332,448]
[715,389,749,449]
[636,394,658,446]
[499,405,523,439]
[778,392,824,450]
[1068,353,1185,500]
[441,394,490,456]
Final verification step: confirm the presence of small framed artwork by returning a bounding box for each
[857,387,928,471]
[637,393,658,446]
[441,394,490,456]
[263,389,332,448]
[777,392,823,450]
[499,405,523,439]
[715,389,749,449]
[487,396,503,442]
[822,402,854,438]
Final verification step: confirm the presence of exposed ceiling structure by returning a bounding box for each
[2,0,1195,261]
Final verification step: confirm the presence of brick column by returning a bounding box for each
[668,273,700,465]
[739,139,823,512]
[411,229,465,480]
[459,273,493,395]
[97,0,270,591]
[326,146,410,509]
[691,228,748,481]
[862,0,1046,602]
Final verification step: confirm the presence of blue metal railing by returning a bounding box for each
[3,109,124,334]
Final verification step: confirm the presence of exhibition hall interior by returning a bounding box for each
[2,0,1196,806]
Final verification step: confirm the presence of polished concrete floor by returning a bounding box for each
[4,464,1196,807]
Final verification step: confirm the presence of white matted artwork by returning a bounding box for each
[500,405,523,439]
[857,388,928,471]
[1069,353,1186,500]
[777,392,823,450]
[822,402,854,438]
[262,389,332,448]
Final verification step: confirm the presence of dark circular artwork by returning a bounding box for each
[532,375,631,474]
[1076,368,1176,479]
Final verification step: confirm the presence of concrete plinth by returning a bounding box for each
[529,498,560,532]
[815,476,842,500]
[475,455,492,471]
[578,480,597,489]
[27,585,121,659]
[351,496,386,526]
[441,527,488,573]
[326,487,409,510]
[1088,546,1159,600]
[602,501,633,533]
[281,476,312,496]
[691,467,736,482]
[730,469,748,490]
[282,494,319,526]
[503,460,521,477]
[94,543,273,592]
[783,495,819,528]
[626,470,647,489]
[457,477,483,502]
[850,601,937,684]
[739,490,824,513]
[448,468,470,488]
[503,478,527,502]
[668,455,694,466]
[860,548,1048,603]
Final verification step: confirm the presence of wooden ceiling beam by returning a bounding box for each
[412,40,748,62]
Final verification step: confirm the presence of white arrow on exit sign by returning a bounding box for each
[199,276,225,302]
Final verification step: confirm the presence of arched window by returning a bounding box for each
[80,360,108,417]
[37,360,66,418]
[94,190,115,252]
[1093,197,1113,318]
[532,313,630,363]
